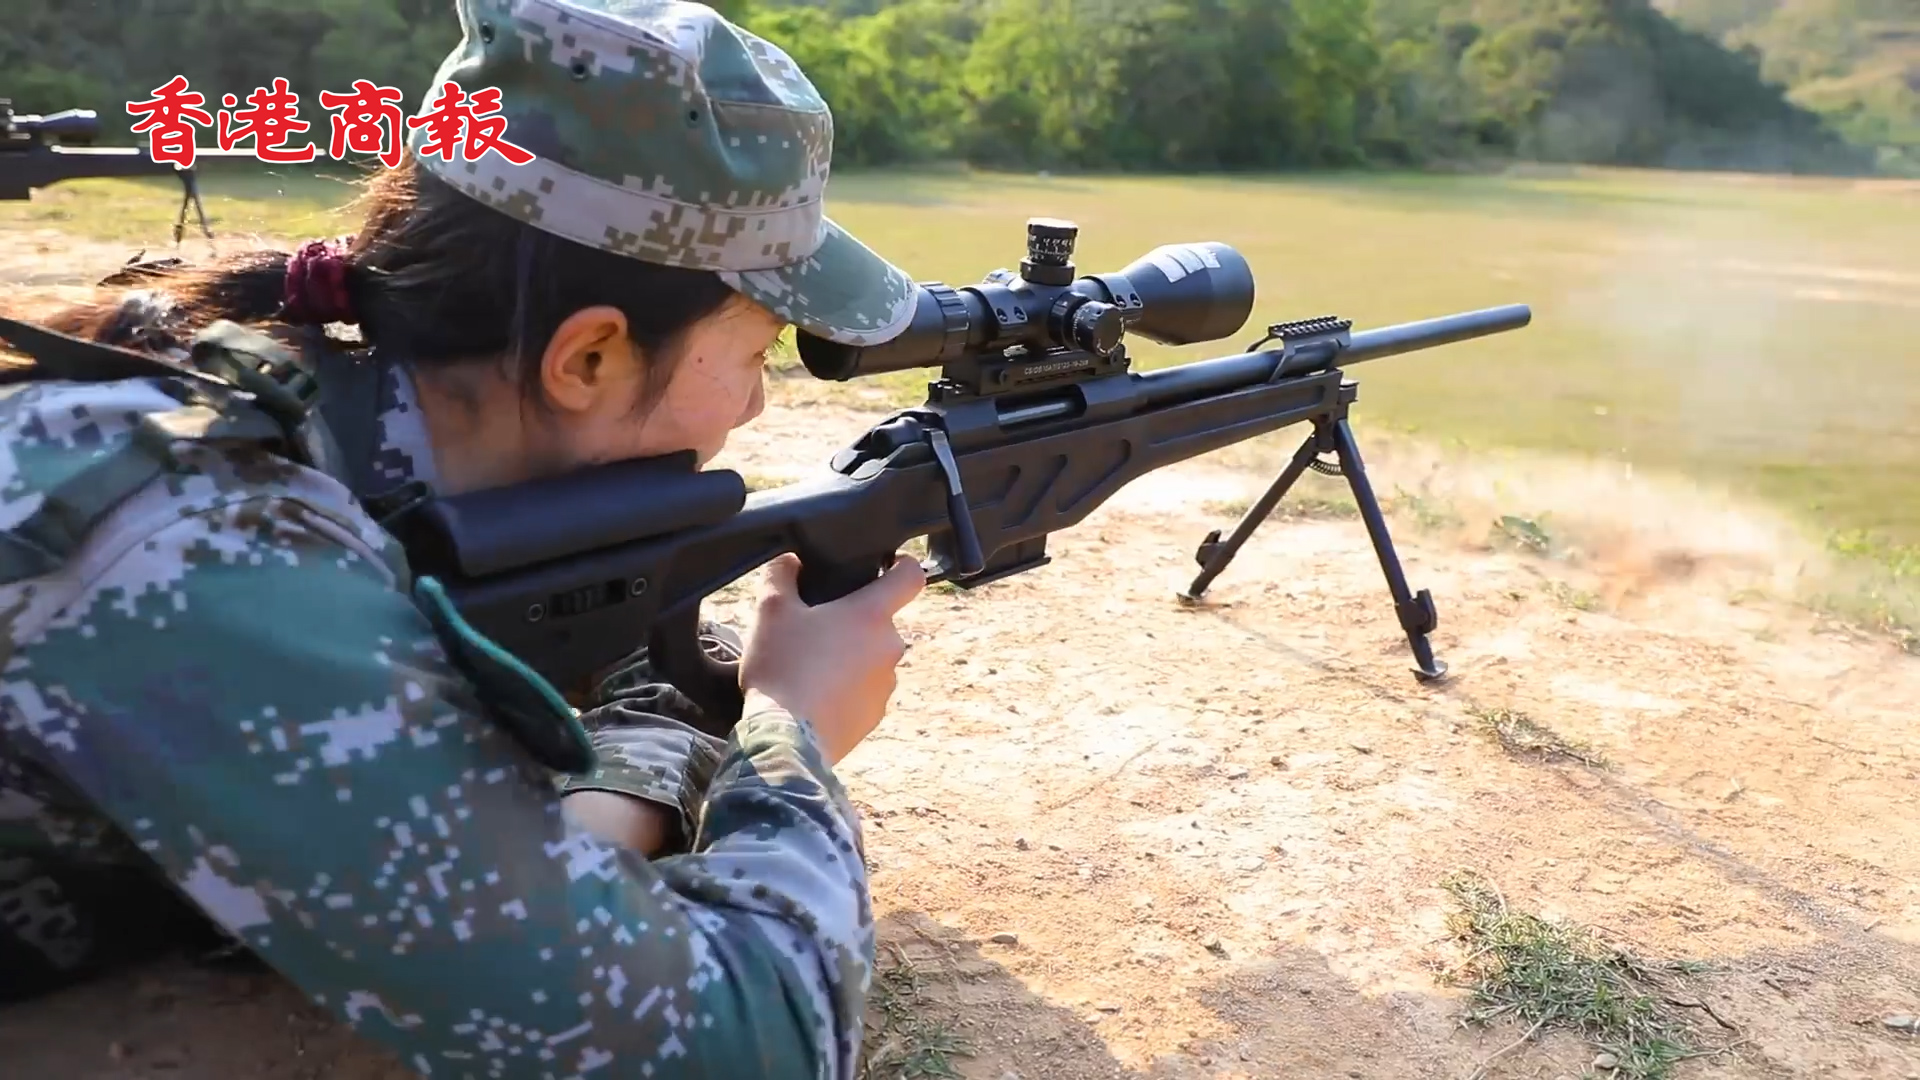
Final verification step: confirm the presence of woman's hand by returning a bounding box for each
[738,553,927,763]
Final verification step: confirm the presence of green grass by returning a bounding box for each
[1441,871,1729,1080]
[0,159,366,246]
[1813,529,1920,652]
[7,159,1919,560]
[860,943,972,1080]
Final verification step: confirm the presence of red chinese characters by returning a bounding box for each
[126,76,215,167]
[218,78,317,163]
[123,78,536,168]
[407,83,536,165]
[317,81,408,169]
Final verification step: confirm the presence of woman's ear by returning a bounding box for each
[540,305,642,413]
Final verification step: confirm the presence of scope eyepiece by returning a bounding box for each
[797,220,1255,383]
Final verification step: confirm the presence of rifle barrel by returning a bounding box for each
[1135,303,1531,409]
[1339,303,1532,366]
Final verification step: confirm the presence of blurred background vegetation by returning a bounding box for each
[3,0,1915,176]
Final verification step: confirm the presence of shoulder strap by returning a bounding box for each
[0,315,347,584]
[0,313,225,387]
[310,341,389,500]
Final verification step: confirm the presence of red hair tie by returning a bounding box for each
[282,237,357,325]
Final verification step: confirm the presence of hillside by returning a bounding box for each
[744,0,1877,171]
[1657,0,1920,172]
[1363,0,1864,170]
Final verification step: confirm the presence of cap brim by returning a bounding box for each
[717,217,918,347]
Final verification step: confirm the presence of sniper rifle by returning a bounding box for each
[0,98,215,244]
[405,218,1533,741]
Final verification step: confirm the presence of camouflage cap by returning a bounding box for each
[409,0,917,347]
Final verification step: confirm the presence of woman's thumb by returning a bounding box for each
[761,552,803,597]
[867,552,928,615]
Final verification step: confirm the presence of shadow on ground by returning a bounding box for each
[0,916,1526,1080]
[7,896,1912,1080]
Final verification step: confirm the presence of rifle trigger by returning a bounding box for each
[928,429,986,577]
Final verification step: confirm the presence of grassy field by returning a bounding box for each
[5,160,1918,560]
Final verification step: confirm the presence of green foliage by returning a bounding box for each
[1441,871,1711,1080]
[0,0,1897,172]
[1,0,458,146]
[1364,0,1865,170]
[751,0,975,164]
[1659,0,1920,173]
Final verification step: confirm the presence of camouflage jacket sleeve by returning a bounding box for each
[0,386,873,1079]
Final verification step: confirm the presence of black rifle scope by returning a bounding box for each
[797,218,1256,380]
[1,102,105,146]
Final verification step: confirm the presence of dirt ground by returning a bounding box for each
[2,240,1917,1080]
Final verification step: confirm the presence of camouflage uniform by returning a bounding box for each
[0,2,919,1077]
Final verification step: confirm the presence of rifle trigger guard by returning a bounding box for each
[928,429,986,579]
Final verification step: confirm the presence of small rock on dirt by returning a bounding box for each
[1223,764,1249,779]
[1014,837,1030,850]
[1592,1051,1620,1070]
[1883,1014,1917,1031]
[990,931,1020,945]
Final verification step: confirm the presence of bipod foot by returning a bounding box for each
[1175,529,1227,605]
[1331,418,1452,683]
[1179,435,1323,602]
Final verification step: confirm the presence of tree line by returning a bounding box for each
[2,0,1898,176]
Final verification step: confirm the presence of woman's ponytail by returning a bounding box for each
[17,247,302,349]
[7,155,738,408]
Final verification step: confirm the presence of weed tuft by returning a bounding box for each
[860,944,974,1080]
[1391,487,1464,531]
[1811,530,1920,654]
[1440,872,1728,1080]
[1469,707,1611,769]
[1492,514,1555,555]
[1544,579,1602,612]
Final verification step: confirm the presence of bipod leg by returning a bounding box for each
[1178,428,1323,603]
[1329,418,1448,682]
[173,169,215,249]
